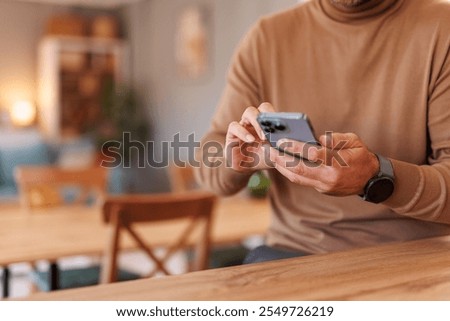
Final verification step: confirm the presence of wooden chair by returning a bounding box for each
[168,164,200,193]
[167,164,250,268]
[13,165,138,291]
[100,191,216,283]
[14,165,108,211]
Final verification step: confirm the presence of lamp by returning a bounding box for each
[10,100,36,127]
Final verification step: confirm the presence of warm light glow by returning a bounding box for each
[10,100,36,127]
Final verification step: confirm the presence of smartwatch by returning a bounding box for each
[361,154,395,204]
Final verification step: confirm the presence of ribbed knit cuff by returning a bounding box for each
[382,159,423,212]
[218,166,254,194]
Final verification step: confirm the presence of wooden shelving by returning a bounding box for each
[37,36,129,142]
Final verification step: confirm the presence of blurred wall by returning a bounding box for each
[123,0,297,191]
[0,0,298,193]
[0,1,119,120]
[0,1,69,114]
[124,0,298,147]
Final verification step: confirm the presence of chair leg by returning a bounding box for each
[193,218,212,271]
[49,262,60,291]
[2,267,10,298]
[101,210,121,284]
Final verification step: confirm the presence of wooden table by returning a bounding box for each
[0,195,270,296]
[0,195,269,265]
[23,235,450,300]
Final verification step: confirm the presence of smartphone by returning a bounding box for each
[257,112,319,155]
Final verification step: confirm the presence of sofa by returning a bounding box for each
[0,128,123,200]
[0,129,53,200]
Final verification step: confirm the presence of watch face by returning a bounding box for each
[366,178,395,203]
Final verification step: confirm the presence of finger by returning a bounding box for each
[269,148,323,179]
[227,121,255,143]
[268,145,284,164]
[258,102,276,113]
[239,106,258,126]
[241,106,266,141]
[276,139,324,163]
[319,132,360,149]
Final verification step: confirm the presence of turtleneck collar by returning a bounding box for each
[319,0,401,22]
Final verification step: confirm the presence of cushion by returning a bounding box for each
[0,185,18,200]
[0,142,51,186]
[108,167,124,194]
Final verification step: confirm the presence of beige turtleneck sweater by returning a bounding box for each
[196,0,450,253]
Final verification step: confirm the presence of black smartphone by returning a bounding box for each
[257,112,319,156]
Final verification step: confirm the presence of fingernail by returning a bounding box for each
[277,139,288,146]
[246,134,255,142]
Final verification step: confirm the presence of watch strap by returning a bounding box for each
[376,154,394,179]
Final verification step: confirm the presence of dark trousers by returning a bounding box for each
[243,245,307,264]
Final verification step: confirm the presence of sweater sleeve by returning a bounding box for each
[195,22,265,195]
[384,36,450,225]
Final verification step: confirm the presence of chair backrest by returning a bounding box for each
[100,191,216,283]
[14,165,108,210]
[168,164,201,193]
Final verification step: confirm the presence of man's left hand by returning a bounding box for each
[269,132,380,196]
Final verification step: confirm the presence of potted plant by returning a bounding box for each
[93,79,149,162]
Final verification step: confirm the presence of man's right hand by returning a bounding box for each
[225,102,276,173]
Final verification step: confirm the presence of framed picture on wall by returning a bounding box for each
[175,4,212,81]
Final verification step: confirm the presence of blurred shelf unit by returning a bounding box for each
[37,35,129,142]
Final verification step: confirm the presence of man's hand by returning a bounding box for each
[269,132,380,196]
[225,102,276,173]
